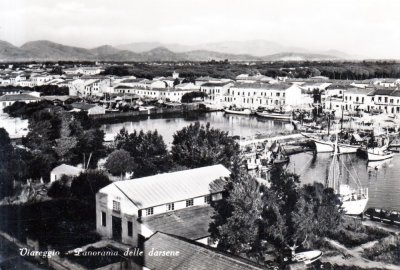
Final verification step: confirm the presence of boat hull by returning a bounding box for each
[312,139,359,153]
[224,109,253,115]
[256,112,292,121]
[338,144,359,154]
[341,198,368,215]
[313,139,334,153]
[367,151,394,161]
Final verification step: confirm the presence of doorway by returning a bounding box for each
[112,216,122,241]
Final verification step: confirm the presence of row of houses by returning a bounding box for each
[325,87,400,114]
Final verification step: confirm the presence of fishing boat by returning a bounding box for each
[256,111,292,121]
[309,136,360,154]
[224,108,253,115]
[367,147,394,161]
[327,133,369,215]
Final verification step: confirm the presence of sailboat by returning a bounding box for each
[367,130,394,161]
[327,131,368,215]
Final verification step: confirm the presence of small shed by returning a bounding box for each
[50,164,83,183]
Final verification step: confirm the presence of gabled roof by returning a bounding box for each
[51,164,82,176]
[142,205,214,240]
[100,165,230,209]
[143,232,266,270]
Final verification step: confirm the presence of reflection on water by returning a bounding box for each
[289,152,400,210]
[101,112,288,145]
[101,112,400,210]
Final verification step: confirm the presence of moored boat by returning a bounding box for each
[367,148,394,161]
[224,108,253,115]
[326,132,368,215]
[256,111,292,121]
[311,138,360,153]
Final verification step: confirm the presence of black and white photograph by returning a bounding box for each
[1,0,400,269]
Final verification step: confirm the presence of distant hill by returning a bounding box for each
[0,39,344,62]
[20,40,95,61]
[262,52,339,61]
[90,45,122,56]
[0,40,37,61]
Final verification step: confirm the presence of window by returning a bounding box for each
[113,200,121,213]
[101,212,106,227]
[166,203,174,211]
[204,195,211,204]
[146,208,154,216]
[186,199,194,207]
[127,221,133,237]
[212,193,223,201]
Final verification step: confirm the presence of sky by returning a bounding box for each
[1,0,400,58]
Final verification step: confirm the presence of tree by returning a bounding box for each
[55,115,80,163]
[73,128,106,168]
[181,91,207,103]
[48,175,71,198]
[104,149,136,178]
[209,172,263,258]
[261,166,314,257]
[171,122,240,169]
[173,78,180,87]
[0,128,13,167]
[210,165,343,264]
[114,128,170,177]
[70,170,111,204]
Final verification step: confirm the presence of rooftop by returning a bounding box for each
[201,82,232,87]
[0,94,41,102]
[101,165,230,209]
[70,102,97,110]
[344,88,374,95]
[142,205,213,240]
[142,232,265,270]
[232,82,293,90]
[51,164,82,175]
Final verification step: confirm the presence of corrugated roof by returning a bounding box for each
[143,232,265,270]
[142,205,214,240]
[108,165,230,209]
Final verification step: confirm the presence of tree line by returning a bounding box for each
[101,61,400,80]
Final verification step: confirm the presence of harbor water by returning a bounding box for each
[101,112,400,211]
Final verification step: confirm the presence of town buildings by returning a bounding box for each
[223,82,303,109]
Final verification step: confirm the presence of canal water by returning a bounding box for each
[102,112,400,210]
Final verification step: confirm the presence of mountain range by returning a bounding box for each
[0,40,353,62]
